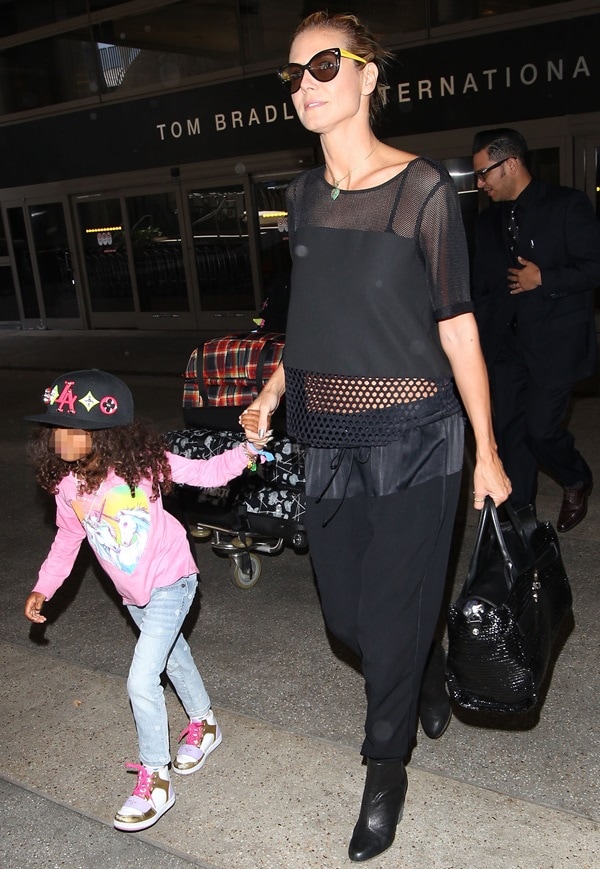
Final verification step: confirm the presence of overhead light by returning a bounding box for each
[85,226,122,233]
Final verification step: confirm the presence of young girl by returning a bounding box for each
[24,369,269,832]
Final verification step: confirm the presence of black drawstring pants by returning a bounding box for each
[305,471,461,760]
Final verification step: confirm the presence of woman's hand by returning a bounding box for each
[239,363,285,444]
[241,409,273,450]
[472,452,512,510]
[438,313,511,510]
[25,592,47,623]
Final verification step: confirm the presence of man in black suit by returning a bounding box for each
[471,128,600,532]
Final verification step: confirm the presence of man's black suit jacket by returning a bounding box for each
[472,178,600,388]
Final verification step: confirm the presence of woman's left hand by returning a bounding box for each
[241,408,273,450]
[437,313,511,511]
[472,452,512,510]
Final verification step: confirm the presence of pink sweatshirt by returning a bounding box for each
[33,447,250,606]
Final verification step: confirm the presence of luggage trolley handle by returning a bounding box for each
[255,332,284,395]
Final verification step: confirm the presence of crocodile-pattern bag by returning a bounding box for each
[446,497,572,714]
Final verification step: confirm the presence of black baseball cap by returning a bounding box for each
[24,369,134,430]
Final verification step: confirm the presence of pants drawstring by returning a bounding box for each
[316,447,371,527]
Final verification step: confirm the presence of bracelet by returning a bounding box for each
[242,442,257,471]
[242,441,274,472]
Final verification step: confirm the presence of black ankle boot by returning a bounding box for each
[348,758,408,862]
[419,641,452,740]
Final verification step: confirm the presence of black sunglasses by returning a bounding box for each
[278,47,367,95]
[473,158,508,183]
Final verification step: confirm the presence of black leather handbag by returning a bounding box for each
[446,497,572,714]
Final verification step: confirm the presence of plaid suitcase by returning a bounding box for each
[182,332,286,430]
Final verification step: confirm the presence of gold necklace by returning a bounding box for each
[327,141,379,201]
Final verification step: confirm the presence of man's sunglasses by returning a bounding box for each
[473,158,508,183]
[278,47,367,95]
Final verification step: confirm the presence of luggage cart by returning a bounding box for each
[166,331,308,588]
[166,426,307,588]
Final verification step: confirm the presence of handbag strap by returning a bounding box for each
[502,498,534,552]
[464,496,536,597]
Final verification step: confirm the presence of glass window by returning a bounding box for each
[0,33,99,113]
[253,178,292,330]
[0,2,88,38]
[29,202,79,318]
[0,2,574,116]
[441,157,480,266]
[0,1,241,114]
[77,198,134,312]
[0,265,20,321]
[240,1,427,66]
[596,146,600,222]
[0,213,8,257]
[93,0,240,96]
[7,207,39,319]
[596,146,600,309]
[126,191,190,312]
[187,185,255,311]
[528,147,560,186]
[431,0,566,28]
[0,3,135,38]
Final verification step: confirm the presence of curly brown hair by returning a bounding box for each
[29,421,173,500]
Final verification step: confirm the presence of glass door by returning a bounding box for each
[3,198,83,327]
[184,182,259,330]
[574,135,600,312]
[0,211,20,322]
[126,190,191,320]
[579,139,600,219]
[253,177,293,331]
[75,188,196,329]
[77,196,134,322]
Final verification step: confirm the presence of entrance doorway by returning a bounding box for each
[2,198,82,327]
[75,187,196,329]
[74,181,262,330]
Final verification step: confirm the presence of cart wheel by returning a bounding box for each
[230,553,262,589]
[190,525,212,539]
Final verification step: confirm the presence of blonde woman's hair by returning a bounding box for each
[291,12,392,125]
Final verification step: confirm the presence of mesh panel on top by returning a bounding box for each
[283,158,470,448]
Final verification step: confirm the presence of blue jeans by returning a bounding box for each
[126,574,211,767]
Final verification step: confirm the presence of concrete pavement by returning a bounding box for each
[0,328,598,868]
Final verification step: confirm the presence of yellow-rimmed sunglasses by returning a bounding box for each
[278,47,367,95]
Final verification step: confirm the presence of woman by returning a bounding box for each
[241,12,510,863]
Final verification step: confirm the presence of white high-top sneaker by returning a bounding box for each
[173,709,222,775]
[114,763,175,832]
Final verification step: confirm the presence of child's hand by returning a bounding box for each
[241,408,273,449]
[25,592,47,624]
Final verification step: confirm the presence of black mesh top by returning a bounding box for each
[283,157,473,449]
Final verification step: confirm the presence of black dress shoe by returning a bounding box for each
[557,482,592,533]
[419,641,452,739]
[348,759,408,862]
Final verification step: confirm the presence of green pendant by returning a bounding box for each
[331,186,340,201]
